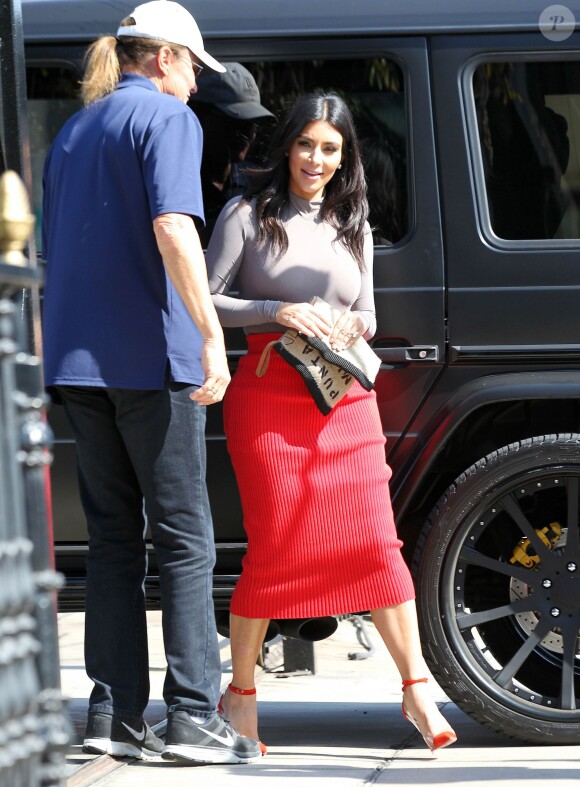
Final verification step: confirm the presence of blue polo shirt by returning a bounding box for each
[42,73,206,389]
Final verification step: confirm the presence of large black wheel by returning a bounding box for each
[414,434,580,743]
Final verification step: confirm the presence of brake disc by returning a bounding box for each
[509,528,578,656]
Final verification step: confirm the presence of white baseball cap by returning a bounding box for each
[117,0,225,73]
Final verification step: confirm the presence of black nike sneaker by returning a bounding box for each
[83,712,164,759]
[162,711,262,764]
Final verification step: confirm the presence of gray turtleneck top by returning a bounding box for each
[205,192,376,338]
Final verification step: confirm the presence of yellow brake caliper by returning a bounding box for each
[510,521,562,568]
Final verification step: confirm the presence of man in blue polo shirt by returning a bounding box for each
[42,0,260,766]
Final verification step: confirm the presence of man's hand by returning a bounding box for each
[189,338,231,405]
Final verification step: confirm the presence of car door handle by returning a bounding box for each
[372,345,439,363]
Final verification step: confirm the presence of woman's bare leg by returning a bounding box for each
[220,613,270,742]
[371,601,456,747]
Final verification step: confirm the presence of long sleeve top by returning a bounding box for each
[205,191,376,339]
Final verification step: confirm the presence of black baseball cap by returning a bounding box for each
[192,62,274,120]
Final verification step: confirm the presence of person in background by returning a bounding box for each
[204,91,457,757]
[189,62,274,246]
[41,0,260,766]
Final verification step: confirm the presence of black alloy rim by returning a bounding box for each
[442,466,580,719]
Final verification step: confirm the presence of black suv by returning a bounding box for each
[23,0,580,744]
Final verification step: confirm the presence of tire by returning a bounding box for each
[414,434,580,744]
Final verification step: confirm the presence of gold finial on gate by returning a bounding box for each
[0,170,35,266]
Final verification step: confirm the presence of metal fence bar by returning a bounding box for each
[0,0,71,779]
[0,171,68,783]
[0,282,44,785]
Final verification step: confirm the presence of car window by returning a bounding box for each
[28,56,408,250]
[230,57,408,247]
[472,60,580,242]
[27,64,82,248]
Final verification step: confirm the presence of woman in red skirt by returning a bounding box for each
[204,92,457,754]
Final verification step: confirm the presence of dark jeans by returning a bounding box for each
[57,383,221,720]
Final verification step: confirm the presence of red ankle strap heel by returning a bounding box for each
[402,677,429,691]
[227,684,257,696]
[218,684,267,756]
[401,677,457,752]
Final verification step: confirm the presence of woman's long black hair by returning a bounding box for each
[243,92,369,269]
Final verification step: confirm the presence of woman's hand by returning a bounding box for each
[328,311,365,352]
[276,302,334,339]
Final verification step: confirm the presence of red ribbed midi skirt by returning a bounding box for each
[225,333,415,619]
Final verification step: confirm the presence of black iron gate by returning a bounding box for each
[0,1,69,784]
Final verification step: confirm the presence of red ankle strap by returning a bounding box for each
[402,677,429,691]
[227,683,256,696]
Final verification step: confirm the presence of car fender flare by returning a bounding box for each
[393,368,580,518]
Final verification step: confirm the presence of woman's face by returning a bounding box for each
[287,119,344,201]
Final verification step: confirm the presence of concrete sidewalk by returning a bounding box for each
[59,612,580,786]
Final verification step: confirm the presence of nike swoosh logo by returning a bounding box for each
[202,727,234,746]
[121,722,146,741]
